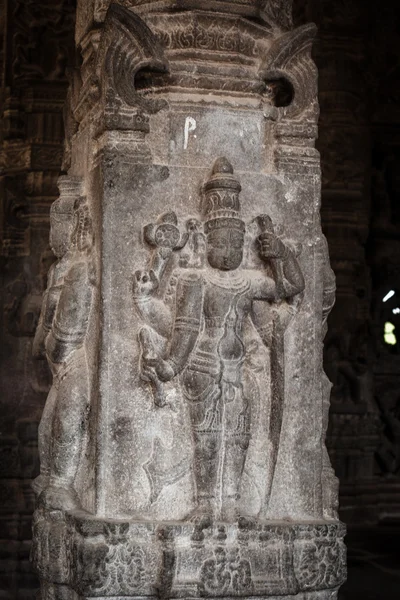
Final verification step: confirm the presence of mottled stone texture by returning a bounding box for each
[29,1,346,598]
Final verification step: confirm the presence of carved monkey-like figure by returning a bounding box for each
[33,197,95,510]
[134,158,304,522]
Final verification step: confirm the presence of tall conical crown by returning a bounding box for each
[203,158,245,234]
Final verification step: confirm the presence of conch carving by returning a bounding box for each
[33,183,96,512]
[97,3,169,113]
[133,158,305,522]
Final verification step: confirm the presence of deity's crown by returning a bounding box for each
[51,176,83,219]
[203,157,245,234]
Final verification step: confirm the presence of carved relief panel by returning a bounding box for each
[132,157,304,522]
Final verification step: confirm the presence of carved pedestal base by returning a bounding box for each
[33,510,346,599]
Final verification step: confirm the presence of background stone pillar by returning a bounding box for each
[310,0,381,525]
[31,1,346,598]
[367,2,400,522]
[0,1,75,596]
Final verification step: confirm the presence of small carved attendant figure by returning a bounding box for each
[33,198,95,510]
[33,195,75,493]
[135,158,304,522]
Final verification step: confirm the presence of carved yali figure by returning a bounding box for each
[133,158,304,522]
[33,197,95,510]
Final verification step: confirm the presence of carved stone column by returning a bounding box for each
[32,1,346,598]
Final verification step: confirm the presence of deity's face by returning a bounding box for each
[49,214,72,258]
[207,227,244,271]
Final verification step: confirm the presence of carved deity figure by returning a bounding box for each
[133,158,304,522]
[33,197,95,510]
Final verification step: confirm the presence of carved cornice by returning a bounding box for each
[74,3,318,121]
[150,12,269,60]
[87,0,294,31]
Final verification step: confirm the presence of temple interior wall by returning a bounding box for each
[1,0,400,597]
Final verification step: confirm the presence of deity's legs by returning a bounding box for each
[192,430,222,518]
[38,350,89,510]
[220,377,251,521]
[33,384,58,495]
[187,368,251,521]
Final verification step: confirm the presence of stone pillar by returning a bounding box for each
[32,1,346,598]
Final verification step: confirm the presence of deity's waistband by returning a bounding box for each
[188,349,244,377]
[188,349,219,376]
[204,316,225,328]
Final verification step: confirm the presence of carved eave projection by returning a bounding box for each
[98,5,169,113]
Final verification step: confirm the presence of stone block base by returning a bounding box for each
[33,511,346,599]
[41,592,339,600]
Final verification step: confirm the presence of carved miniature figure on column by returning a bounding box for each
[133,158,305,522]
[33,196,95,511]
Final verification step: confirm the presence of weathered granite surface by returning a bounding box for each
[31,1,346,598]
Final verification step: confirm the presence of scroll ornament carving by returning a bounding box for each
[199,546,253,596]
[32,511,346,597]
[153,15,261,58]
[92,525,147,595]
[32,191,95,512]
[133,157,305,521]
[96,3,169,114]
[294,527,347,591]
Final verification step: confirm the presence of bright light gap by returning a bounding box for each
[383,290,395,302]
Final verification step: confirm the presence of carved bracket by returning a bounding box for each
[259,23,318,119]
[97,3,169,114]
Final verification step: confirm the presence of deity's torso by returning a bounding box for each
[179,268,258,386]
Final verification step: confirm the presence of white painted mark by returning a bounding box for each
[184,116,197,150]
